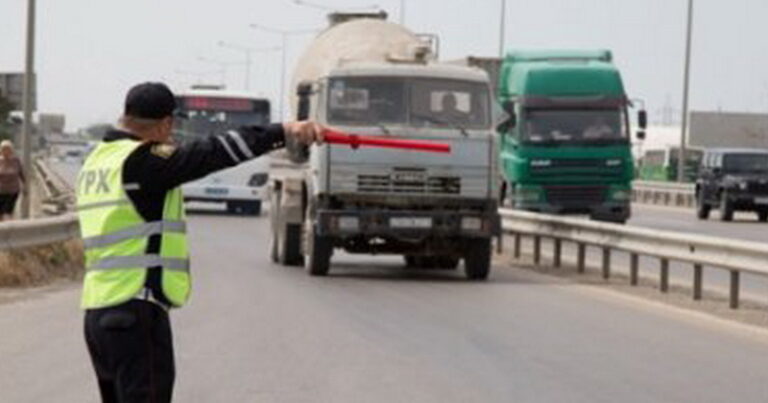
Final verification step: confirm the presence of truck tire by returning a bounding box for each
[719,192,734,222]
[696,190,710,220]
[279,224,304,266]
[269,190,280,263]
[305,220,332,276]
[463,238,491,280]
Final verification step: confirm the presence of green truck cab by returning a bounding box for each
[496,50,646,223]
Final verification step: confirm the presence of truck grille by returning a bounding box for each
[544,185,606,207]
[357,168,461,195]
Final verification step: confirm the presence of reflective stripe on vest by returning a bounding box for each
[82,221,186,249]
[88,255,190,272]
[77,139,191,309]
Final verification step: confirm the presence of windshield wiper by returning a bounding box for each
[412,113,469,137]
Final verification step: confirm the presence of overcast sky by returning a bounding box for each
[1,0,767,130]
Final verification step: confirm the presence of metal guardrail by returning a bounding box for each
[632,180,695,208]
[0,213,79,251]
[501,208,768,309]
[33,159,75,215]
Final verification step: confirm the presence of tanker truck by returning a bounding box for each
[268,11,500,279]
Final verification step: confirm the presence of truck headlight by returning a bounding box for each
[530,159,552,168]
[612,189,631,201]
[461,217,483,231]
[517,188,541,202]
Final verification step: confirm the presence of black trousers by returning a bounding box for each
[84,300,175,403]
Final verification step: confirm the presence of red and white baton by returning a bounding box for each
[322,129,451,154]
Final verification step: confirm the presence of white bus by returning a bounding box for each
[174,88,271,215]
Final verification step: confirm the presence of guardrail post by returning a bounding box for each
[630,253,639,286]
[577,243,586,273]
[513,233,521,259]
[730,271,740,309]
[533,235,541,265]
[660,258,669,293]
[602,247,611,279]
[693,264,703,300]
[553,239,562,268]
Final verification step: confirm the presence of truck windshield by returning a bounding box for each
[327,77,490,130]
[723,153,768,174]
[523,109,627,144]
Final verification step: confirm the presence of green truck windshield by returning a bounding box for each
[327,77,490,130]
[524,108,627,144]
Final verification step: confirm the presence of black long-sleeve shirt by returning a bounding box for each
[100,124,285,305]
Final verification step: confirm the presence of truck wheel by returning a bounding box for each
[719,193,734,222]
[404,255,418,268]
[279,224,304,266]
[269,190,280,263]
[696,190,710,220]
[463,238,491,280]
[758,210,768,222]
[305,221,332,276]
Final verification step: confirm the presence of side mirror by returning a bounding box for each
[496,100,517,133]
[638,110,647,129]
[636,130,646,140]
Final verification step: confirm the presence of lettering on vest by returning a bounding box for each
[78,168,112,195]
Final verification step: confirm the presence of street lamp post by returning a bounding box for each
[218,42,280,92]
[20,0,36,219]
[249,24,317,120]
[678,0,694,183]
[499,0,507,58]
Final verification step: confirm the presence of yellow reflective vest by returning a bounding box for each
[76,139,190,309]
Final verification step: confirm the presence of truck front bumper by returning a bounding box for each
[316,209,501,239]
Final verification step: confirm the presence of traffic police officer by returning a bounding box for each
[77,82,323,402]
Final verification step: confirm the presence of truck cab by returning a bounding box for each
[497,50,646,223]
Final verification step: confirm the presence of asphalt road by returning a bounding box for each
[630,204,768,243]
[2,212,768,402]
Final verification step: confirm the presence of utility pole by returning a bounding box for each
[400,0,406,24]
[249,24,317,120]
[499,0,507,58]
[678,0,694,183]
[20,0,36,219]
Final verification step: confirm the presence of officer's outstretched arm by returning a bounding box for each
[124,122,324,192]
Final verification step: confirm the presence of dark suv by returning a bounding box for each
[695,148,768,222]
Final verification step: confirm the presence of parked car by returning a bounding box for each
[695,148,768,222]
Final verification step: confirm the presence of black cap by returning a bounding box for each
[124,82,177,119]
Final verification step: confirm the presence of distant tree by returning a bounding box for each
[0,93,14,141]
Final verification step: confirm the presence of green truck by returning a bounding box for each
[492,50,646,223]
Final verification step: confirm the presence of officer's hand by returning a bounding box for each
[283,121,325,145]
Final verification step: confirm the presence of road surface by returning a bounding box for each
[2,212,768,402]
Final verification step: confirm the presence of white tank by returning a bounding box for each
[290,15,429,116]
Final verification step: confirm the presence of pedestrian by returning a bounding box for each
[77,82,324,402]
[0,140,25,221]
